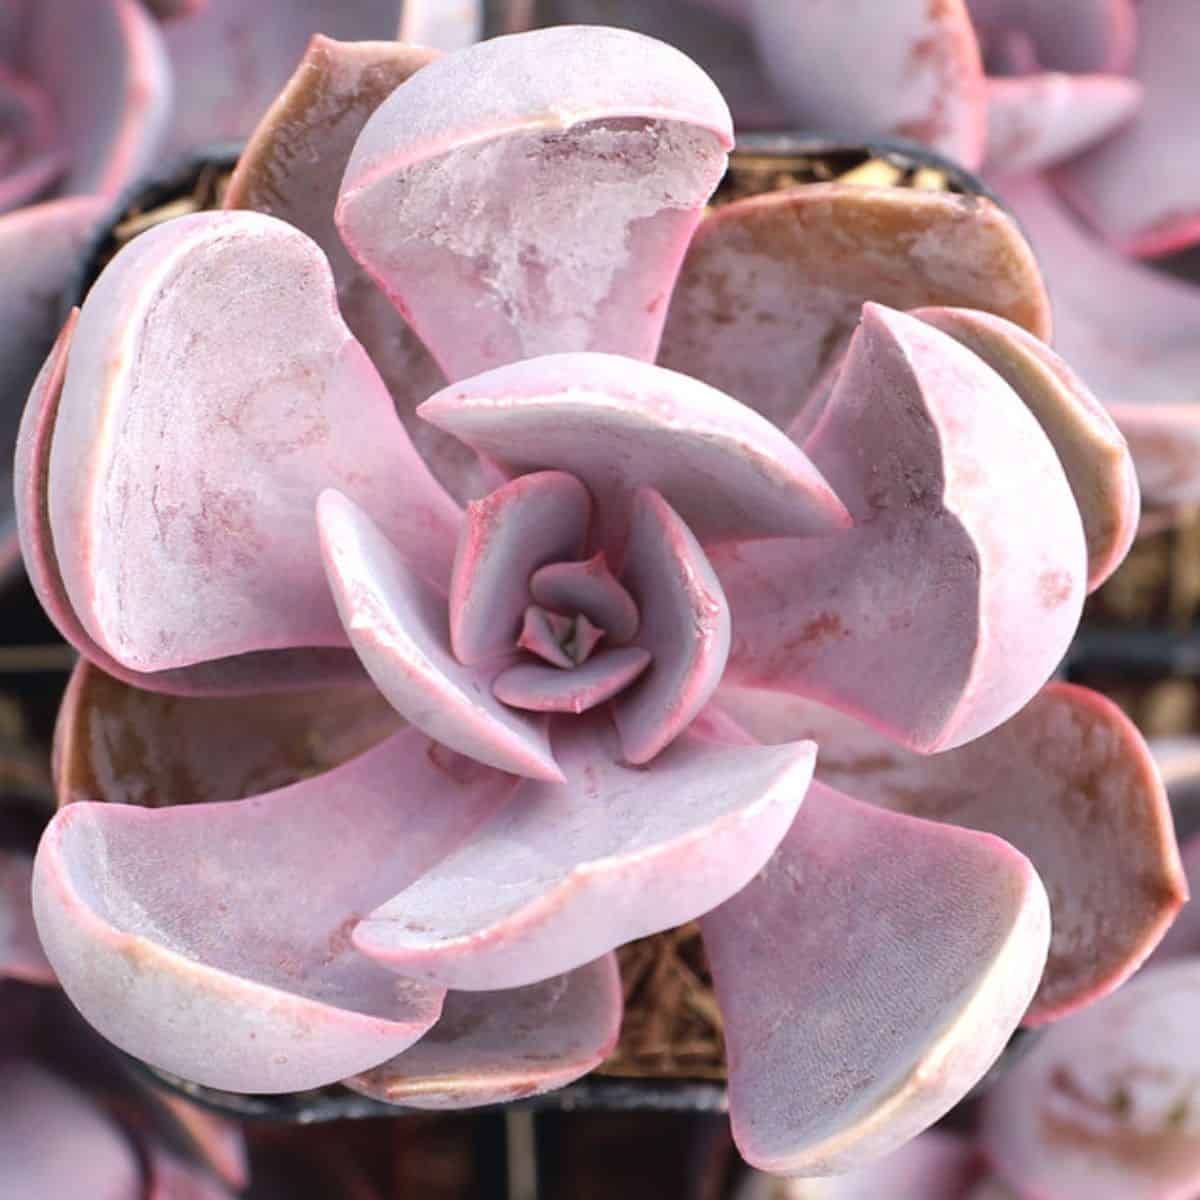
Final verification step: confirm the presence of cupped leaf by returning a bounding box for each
[749,0,986,167]
[48,211,461,673]
[984,73,1142,174]
[659,185,1050,431]
[494,648,651,714]
[353,712,815,990]
[33,727,517,1093]
[53,658,401,810]
[0,1060,142,1199]
[318,488,562,781]
[716,303,1087,753]
[337,25,732,380]
[982,961,1200,1200]
[419,351,850,555]
[1053,0,1200,256]
[345,954,622,1108]
[718,681,1185,1024]
[157,0,405,159]
[24,0,170,199]
[703,781,1049,1176]
[612,489,730,764]
[530,553,640,644]
[912,305,1138,590]
[450,472,590,666]
[993,172,1200,507]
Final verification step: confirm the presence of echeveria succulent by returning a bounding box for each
[15,26,1184,1177]
[541,1,1200,512]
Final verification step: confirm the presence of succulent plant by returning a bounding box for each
[14,25,1186,1177]
[0,0,472,579]
[540,0,1200,513]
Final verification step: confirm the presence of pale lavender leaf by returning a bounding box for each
[494,647,651,714]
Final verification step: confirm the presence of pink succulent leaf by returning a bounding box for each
[336,26,733,381]
[344,954,622,1108]
[47,210,460,674]
[982,960,1200,1200]
[737,1131,983,1200]
[659,185,1051,433]
[146,1147,235,1200]
[353,712,815,990]
[398,0,482,50]
[911,305,1138,590]
[516,606,575,669]
[157,0,405,160]
[530,554,640,645]
[0,65,68,212]
[540,0,787,129]
[53,657,401,809]
[449,471,591,665]
[152,1092,248,1193]
[747,0,987,169]
[984,73,1142,175]
[1146,738,1200,965]
[318,488,562,781]
[611,488,730,764]
[0,849,54,985]
[24,0,170,200]
[1147,832,1200,965]
[0,1060,143,1199]
[967,0,1137,73]
[1052,0,1200,256]
[31,725,522,1093]
[714,303,1087,754]
[418,352,850,556]
[717,681,1185,1026]
[993,171,1200,507]
[224,37,495,505]
[494,648,652,715]
[702,780,1050,1177]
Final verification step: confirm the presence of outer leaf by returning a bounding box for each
[659,185,1050,431]
[48,211,461,672]
[418,351,850,555]
[912,305,1138,590]
[703,781,1050,1176]
[344,955,622,1108]
[715,304,1087,753]
[718,682,1186,1024]
[982,961,1200,1200]
[354,712,815,990]
[32,727,516,1093]
[0,849,54,984]
[749,0,986,168]
[967,0,1137,73]
[338,26,732,379]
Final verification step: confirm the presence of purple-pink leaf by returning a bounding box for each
[716,303,1087,753]
[703,781,1050,1176]
[450,472,590,666]
[912,305,1138,590]
[222,36,491,504]
[53,658,401,810]
[494,648,651,714]
[993,172,1200,507]
[344,954,622,1108]
[984,73,1142,174]
[337,26,732,380]
[968,0,1137,73]
[0,66,67,213]
[146,1148,235,1200]
[612,489,730,765]
[318,488,563,782]
[419,352,850,555]
[48,211,460,674]
[0,1060,142,1200]
[530,554,639,645]
[982,961,1200,1200]
[0,849,54,985]
[353,713,814,990]
[24,0,170,199]
[32,726,519,1093]
[718,681,1185,1025]
[748,0,987,169]
[157,0,405,159]
[659,185,1051,432]
[1053,0,1200,256]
